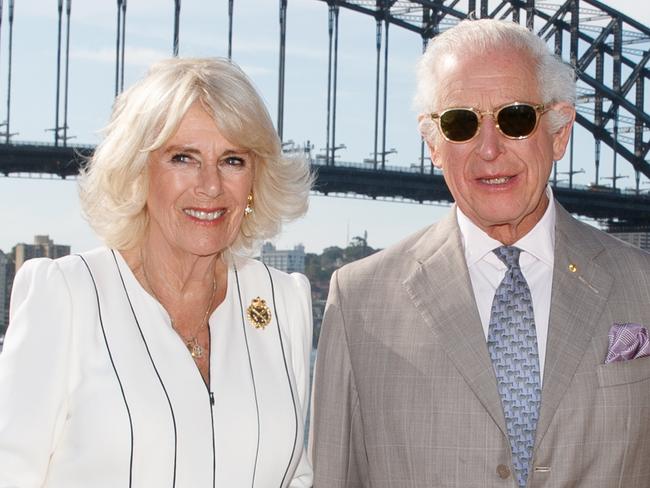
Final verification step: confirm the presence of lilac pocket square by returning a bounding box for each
[605,323,650,364]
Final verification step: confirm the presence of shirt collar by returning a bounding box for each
[457,186,556,268]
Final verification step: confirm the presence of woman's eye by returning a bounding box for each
[171,153,194,164]
[223,156,245,167]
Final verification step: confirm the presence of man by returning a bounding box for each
[310,18,650,488]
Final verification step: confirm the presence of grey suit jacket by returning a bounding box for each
[311,203,650,488]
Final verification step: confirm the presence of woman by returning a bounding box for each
[0,58,313,487]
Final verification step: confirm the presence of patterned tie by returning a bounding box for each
[488,246,541,488]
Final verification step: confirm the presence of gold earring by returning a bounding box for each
[244,193,254,216]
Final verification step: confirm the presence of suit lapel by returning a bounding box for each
[534,205,612,448]
[402,209,508,437]
[402,205,614,447]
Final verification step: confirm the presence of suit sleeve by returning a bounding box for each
[310,269,369,488]
[0,258,73,487]
[288,272,314,488]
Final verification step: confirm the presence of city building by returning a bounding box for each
[13,235,71,272]
[1,235,70,342]
[613,231,650,250]
[259,242,306,274]
[609,225,650,251]
[0,250,14,337]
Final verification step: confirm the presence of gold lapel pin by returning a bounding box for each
[568,262,599,293]
[246,297,272,330]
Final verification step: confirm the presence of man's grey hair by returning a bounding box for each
[414,18,576,139]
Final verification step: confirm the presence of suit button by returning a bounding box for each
[496,464,511,479]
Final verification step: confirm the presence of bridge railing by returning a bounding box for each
[310,157,650,199]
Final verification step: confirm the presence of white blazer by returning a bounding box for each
[0,247,313,488]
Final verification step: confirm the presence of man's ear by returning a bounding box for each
[550,102,576,161]
[427,140,443,170]
[417,113,443,170]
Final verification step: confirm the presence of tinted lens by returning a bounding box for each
[497,104,538,138]
[439,109,479,142]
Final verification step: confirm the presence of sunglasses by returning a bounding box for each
[430,102,550,143]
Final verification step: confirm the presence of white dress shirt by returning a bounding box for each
[457,187,556,383]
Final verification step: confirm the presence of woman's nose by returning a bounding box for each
[196,164,223,198]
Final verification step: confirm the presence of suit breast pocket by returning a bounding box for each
[597,355,650,388]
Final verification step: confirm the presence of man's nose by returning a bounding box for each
[475,116,505,161]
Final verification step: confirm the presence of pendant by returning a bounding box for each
[186,337,204,359]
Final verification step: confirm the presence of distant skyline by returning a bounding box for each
[0,0,648,254]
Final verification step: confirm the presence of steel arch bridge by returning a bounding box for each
[317,0,650,186]
[0,0,650,227]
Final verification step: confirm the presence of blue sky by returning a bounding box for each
[0,0,648,254]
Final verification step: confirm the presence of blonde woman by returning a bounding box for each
[0,58,313,487]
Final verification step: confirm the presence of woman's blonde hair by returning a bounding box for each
[79,57,312,253]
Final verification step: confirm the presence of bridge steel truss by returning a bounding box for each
[315,0,650,193]
[2,0,650,227]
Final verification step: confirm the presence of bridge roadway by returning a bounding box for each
[1,142,650,226]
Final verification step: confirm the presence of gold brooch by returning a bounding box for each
[246,297,272,329]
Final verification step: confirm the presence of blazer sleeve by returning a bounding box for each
[0,258,74,487]
[288,272,314,488]
[310,269,369,488]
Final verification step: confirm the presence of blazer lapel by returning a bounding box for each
[402,209,508,437]
[534,204,613,448]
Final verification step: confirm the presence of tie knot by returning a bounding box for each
[493,246,521,269]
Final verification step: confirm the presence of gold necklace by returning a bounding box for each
[140,251,218,359]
